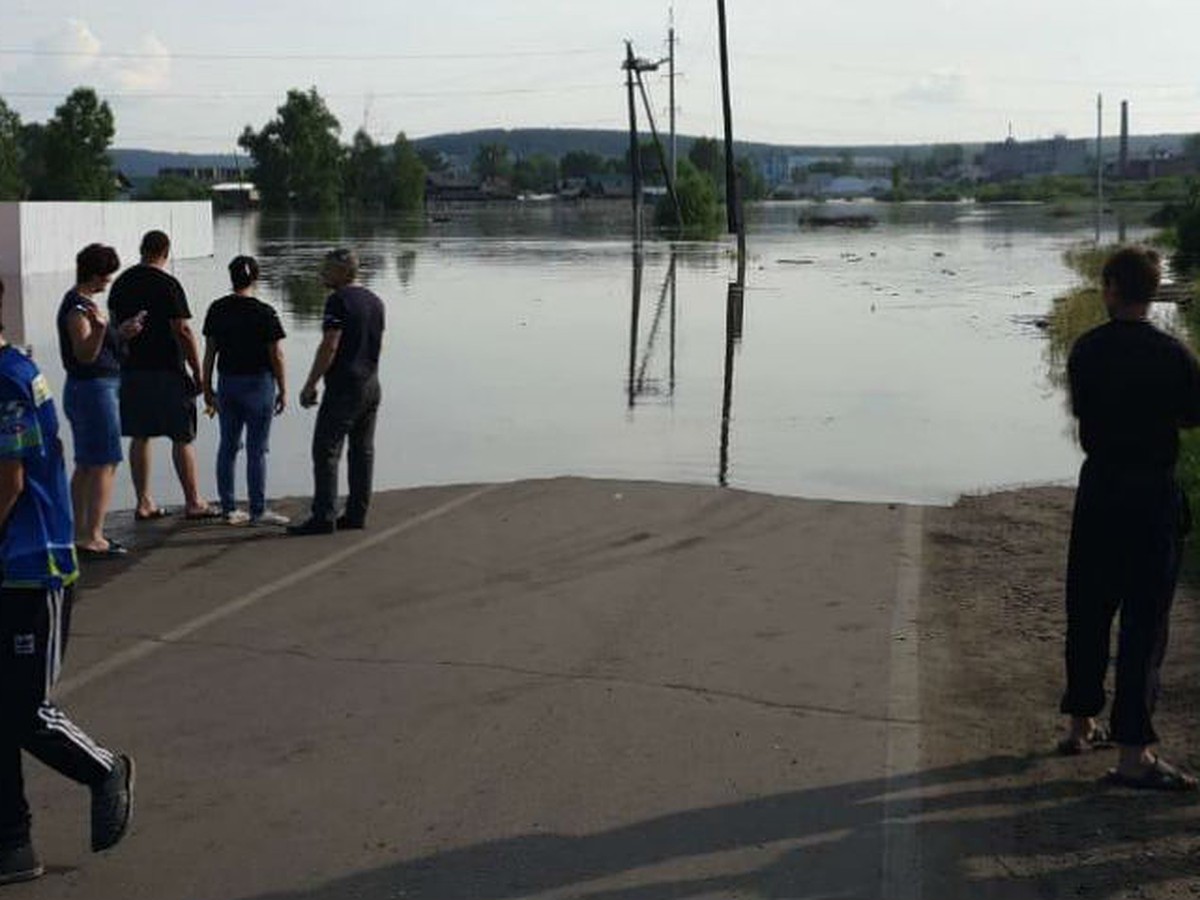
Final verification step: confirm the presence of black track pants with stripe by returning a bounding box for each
[0,585,115,846]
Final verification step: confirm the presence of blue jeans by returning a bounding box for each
[217,373,276,517]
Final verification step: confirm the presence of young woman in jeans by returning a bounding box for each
[202,256,289,525]
[57,244,144,558]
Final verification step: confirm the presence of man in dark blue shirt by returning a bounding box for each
[1060,246,1200,791]
[0,277,134,884]
[289,248,385,535]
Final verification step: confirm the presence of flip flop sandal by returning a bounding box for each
[184,505,223,520]
[1103,756,1199,792]
[78,540,129,559]
[1056,724,1113,756]
[134,507,172,521]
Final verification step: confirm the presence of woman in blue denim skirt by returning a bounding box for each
[202,256,289,526]
[57,244,144,558]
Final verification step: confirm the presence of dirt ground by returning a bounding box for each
[920,486,1200,899]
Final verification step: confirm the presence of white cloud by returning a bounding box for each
[896,70,969,105]
[111,33,171,91]
[45,19,103,76]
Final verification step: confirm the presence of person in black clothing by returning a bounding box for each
[57,244,143,558]
[1059,245,1200,791]
[288,248,384,536]
[108,230,215,521]
[202,256,289,526]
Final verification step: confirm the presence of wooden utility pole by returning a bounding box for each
[625,41,643,244]
[634,68,683,229]
[716,0,745,257]
[1096,93,1103,245]
[669,8,677,183]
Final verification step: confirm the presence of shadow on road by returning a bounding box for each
[233,754,1200,900]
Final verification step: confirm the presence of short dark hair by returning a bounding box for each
[1102,246,1161,306]
[228,255,259,291]
[323,247,359,281]
[76,243,120,285]
[140,230,171,261]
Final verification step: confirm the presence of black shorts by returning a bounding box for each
[119,369,197,442]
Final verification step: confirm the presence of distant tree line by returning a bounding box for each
[238,88,426,213]
[0,88,118,201]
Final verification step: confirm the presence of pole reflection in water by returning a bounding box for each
[718,254,746,487]
[626,247,678,409]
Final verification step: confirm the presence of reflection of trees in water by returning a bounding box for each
[281,273,328,322]
[397,250,417,287]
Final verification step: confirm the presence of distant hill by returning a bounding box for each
[109,149,247,179]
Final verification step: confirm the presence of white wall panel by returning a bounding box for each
[0,202,213,276]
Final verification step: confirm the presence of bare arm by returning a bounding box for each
[171,318,204,389]
[202,340,218,411]
[0,459,24,528]
[66,308,108,364]
[268,340,287,414]
[300,329,341,407]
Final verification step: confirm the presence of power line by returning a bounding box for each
[0,46,613,62]
[1,83,618,101]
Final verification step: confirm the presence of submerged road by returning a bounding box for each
[10,478,923,900]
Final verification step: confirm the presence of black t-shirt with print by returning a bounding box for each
[203,295,286,377]
[107,264,191,372]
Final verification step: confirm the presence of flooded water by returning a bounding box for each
[12,201,1154,510]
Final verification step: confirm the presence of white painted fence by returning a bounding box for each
[0,201,213,346]
[0,201,213,278]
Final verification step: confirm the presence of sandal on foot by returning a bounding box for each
[134,507,171,522]
[184,504,222,520]
[1103,756,1199,792]
[77,539,129,559]
[1056,724,1113,756]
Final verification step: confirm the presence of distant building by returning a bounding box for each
[980,136,1089,180]
[158,165,244,183]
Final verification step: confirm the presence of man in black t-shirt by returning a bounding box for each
[108,231,214,520]
[288,248,385,536]
[1059,246,1200,791]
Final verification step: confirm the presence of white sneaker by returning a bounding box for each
[223,510,250,525]
[251,510,290,526]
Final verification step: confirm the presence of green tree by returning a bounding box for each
[416,147,448,173]
[389,132,426,211]
[688,137,723,181]
[239,88,344,211]
[655,158,720,236]
[736,157,766,201]
[624,141,663,183]
[560,150,605,179]
[34,87,115,200]
[344,129,389,211]
[139,175,210,201]
[473,142,512,182]
[0,98,24,200]
[512,154,558,194]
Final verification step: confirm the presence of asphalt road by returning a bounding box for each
[9,478,921,900]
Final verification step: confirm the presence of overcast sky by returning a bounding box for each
[2,0,1198,154]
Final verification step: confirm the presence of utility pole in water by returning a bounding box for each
[625,41,643,245]
[1096,93,1103,245]
[716,0,745,260]
[668,6,677,183]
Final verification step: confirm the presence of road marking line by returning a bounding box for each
[881,503,924,900]
[57,484,502,699]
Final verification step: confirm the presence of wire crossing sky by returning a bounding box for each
[2,0,1197,152]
